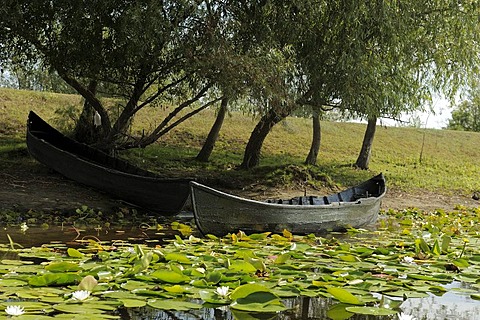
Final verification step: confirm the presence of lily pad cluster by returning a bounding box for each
[0,206,479,319]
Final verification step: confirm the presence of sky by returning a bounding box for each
[380,96,453,129]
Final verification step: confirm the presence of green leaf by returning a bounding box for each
[199,290,230,305]
[384,290,429,298]
[53,304,107,314]
[29,273,81,286]
[327,303,354,320]
[274,253,291,264]
[453,258,469,268]
[441,235,451,253]
[0,279,28,287]
[78,275,98,291]
[120,299,147,308]
[471,293,480,300]
[229,284,286,312]
[164,284,188,294]
[45,261,81,272]
[228,261,257,273]
[148,299,202,311]
[150,270,190,283]
[432,239,441,256]
[326,287,362,305]
[165,253,192,264]
[345,306,397,316]
[338,254,359,262]
[230,300,287,312]
[236,291,281,305]
[230,284,272,300]
[67,248,85,258]
[205,271,223,284]
[416,238,431,254]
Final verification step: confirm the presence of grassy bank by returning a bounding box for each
[1,88,479,195]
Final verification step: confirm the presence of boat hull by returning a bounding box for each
[27,111,190,215]
[190,174,385,235]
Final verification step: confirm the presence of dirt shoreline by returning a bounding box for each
[1,164,478,217]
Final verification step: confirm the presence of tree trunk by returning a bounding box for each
[305,111,321,165]
[355,116,377,170]
[240,108,289,169]
[74,80,102,145]
[196,97,228,162]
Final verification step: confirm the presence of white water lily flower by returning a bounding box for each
[195,267,206,274]
[72,290,91,301]
[5,305,25,316]
[402,256,415,264]
[216,286,229,297]
[398,312,417,320]
[290,243,297,250]
[20,222,28,232]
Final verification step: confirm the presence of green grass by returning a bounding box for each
[1,88,479,195]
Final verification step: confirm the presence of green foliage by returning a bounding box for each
[3,0,479,154]
[447,100,480,132]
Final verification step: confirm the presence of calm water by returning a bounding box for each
[1,225,480,320]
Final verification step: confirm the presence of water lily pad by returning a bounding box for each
[147,299,202,311]
[121,280,155,291]
[1,301,51,310]
[326,287,362,305]
[345,306,397,315]
[163,284,189,294]
[29,273,81,287]
[9,316,53,320]
[119,298,147,308]
[471,293,480,300]
[384,290,429,298]
[67,248,85,259]
[199,290,230,305]
[150,270,190,283]
[78,275,98,291]
[164,252,192,264]
[0,279,28,287]
[229,261,257,273]
[230,299,287,312]
[53,302,117,314]
[53,314,120,319]
[45,262,82,273]
[230,284,272,300]
[326,303,355,320]
[230,309,278,320]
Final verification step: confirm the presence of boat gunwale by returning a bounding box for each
[190,175,386,210]
[27,112,190,184]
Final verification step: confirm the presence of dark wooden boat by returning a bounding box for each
[190,173,386,235]
[26,111,190,215]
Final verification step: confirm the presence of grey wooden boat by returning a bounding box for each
[190,173,386,235]
[26,111,190,215]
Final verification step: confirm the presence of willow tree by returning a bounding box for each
[1,1,224,151]
[196,97,228,162]
[288,0,480,170]
[304,110,321,165]
[236,0,480,169]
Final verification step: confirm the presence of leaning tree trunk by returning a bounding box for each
[305,111,321,165]
[355,116,377,170]
[74,80,102,144]
[240,108,289,169]
[196,97,228,162]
